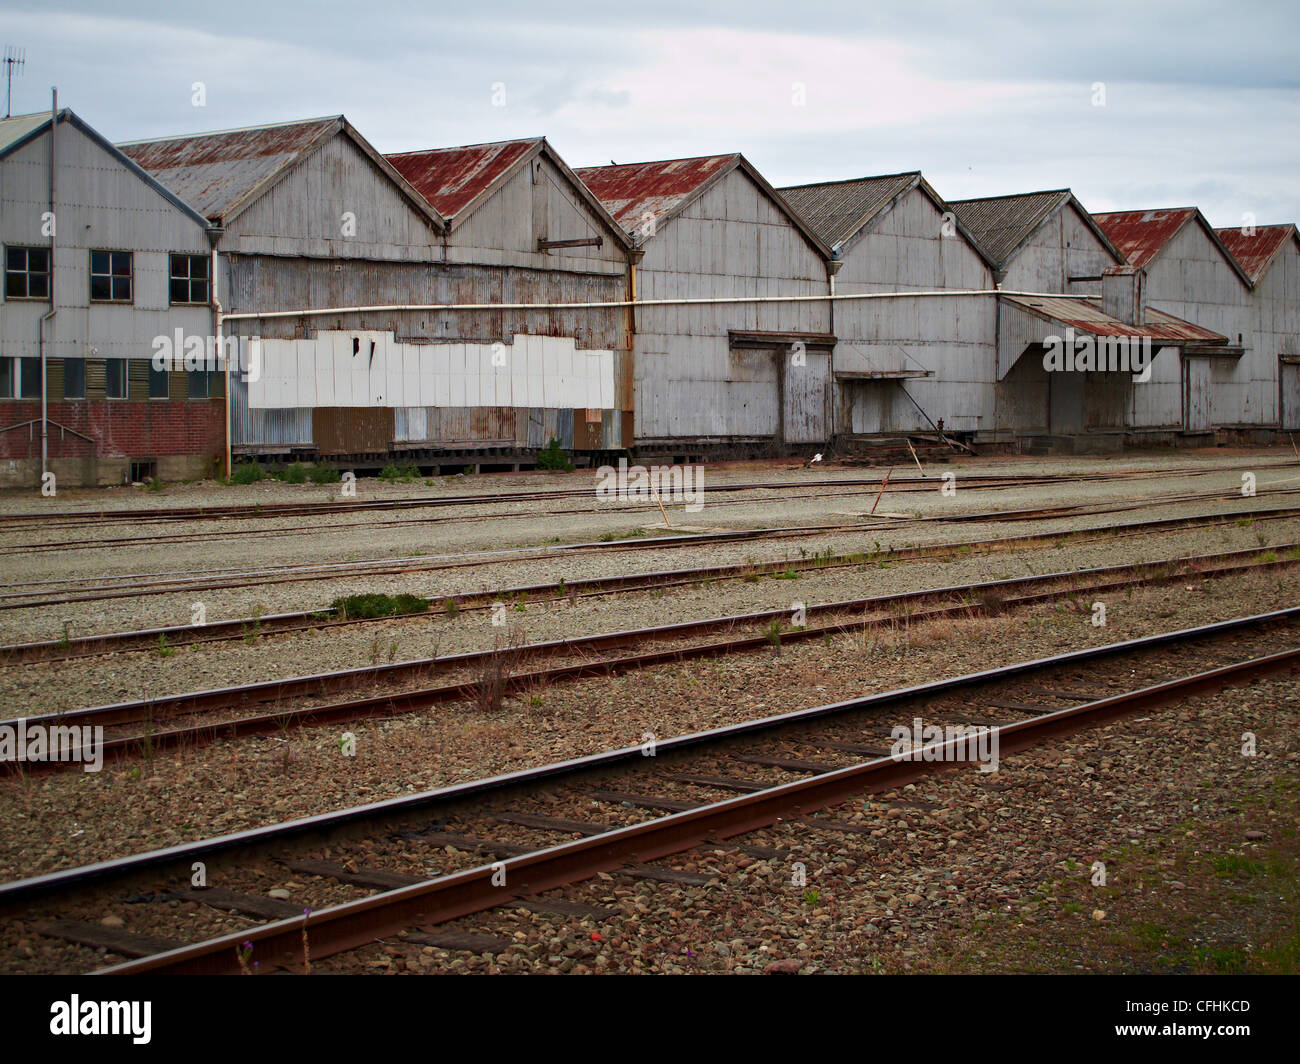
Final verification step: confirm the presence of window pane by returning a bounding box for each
[187,369,209,398]
[28,274,47,299]
[112,276,131,301]
[148,364,169,399]
[90,250,108,276]
[63,359,85,399]
[6,247,25,271]
[5,273,25,298]
[0,358,13,398]
[107,359,126,398]
[28,247,48,272]
[90,275,111,301]
[113,252,131,276]
[19,357,41,399]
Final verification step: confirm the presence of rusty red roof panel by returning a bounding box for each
[118,117,340,221]
[1093,208,1197,268]
[1214,224,1298,284]
[1002,294,1226,344]
[575,155,738,230]
[386,139,540,219]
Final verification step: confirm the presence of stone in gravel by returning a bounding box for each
[99,915,124,928]
[1091,909,1106,921]
[267,888,292,900]
[1244,830,1266,840]
[763,958,804,974]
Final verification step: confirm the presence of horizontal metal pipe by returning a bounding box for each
[222,287,1066,322]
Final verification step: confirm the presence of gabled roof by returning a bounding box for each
[386,137,540,221]
[1,109,209,229]
[1094,207,1253,289]
[119,116,444,231]
[777,171,996,270]
[777,172,919,251]
[1213,223,1300,285]
[948,189,1123,272]
[0,112,54,155]
[387,136,631,247]
[576,154,831,258]
[1002,293,1227,344]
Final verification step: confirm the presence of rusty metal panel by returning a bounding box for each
[119,118,338,222]
[1215,224,1298,285]
[576,155,736,231]
[314,407,393,453]
[387,139,539,221]
[1095,208,1198,269]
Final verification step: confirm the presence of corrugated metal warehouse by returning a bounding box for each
[777,172,997,443]
[576,155,833,455]
[1093,209,1264,438]
[0,109,216,488]
[3,104,1299,486]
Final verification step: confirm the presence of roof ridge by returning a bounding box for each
[387,135,545,156]
[777,171,920,190]
[117,115,341,146]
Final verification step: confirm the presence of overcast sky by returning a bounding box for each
[4,1,1298,227]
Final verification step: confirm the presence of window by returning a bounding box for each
[19,357,40,399]
[187,369,210,399]
[148,362,169,399]
[170,254,210,305]
[63,359,85,399]
[106,358,127,399]
[0,357,43,398]
[5,246,50,299]
[90,250,133,303]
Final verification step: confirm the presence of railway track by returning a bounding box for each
[3,607,1294,974]
[4,487,1299,620]
[4,503,1298,660]
[4,541,1295,774]
[3,462,1285,534]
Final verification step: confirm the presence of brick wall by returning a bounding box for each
[0,400,225,459]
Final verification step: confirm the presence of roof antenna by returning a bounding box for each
[3,45,25,119]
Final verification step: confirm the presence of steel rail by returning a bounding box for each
[4,499,1298,641]
[5,461,1284,527]
[2,605,1294,911]
[7,538,1289,744]
[17,546,1297,775]
[98,639,1300,975]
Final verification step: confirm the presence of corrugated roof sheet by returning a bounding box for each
[574,155,738,231]
[118,117,340,221]
[0,111,53,156]
[1002,294,1226,344]
[1093,208,1198,268]
[947,190,1071,268]
[1213,223,1298,284]
[776,173,918,250]
[386,138,541,220]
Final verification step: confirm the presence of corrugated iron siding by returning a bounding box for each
[230,374,313,447]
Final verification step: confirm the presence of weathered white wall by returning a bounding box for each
[248,331,614,410]
[444,155,627,276]
[0,119,210,361]
[1142,222,1262,427]
[833,187,996,436]
[633,167,829,442]
[1000,204,1119,296]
